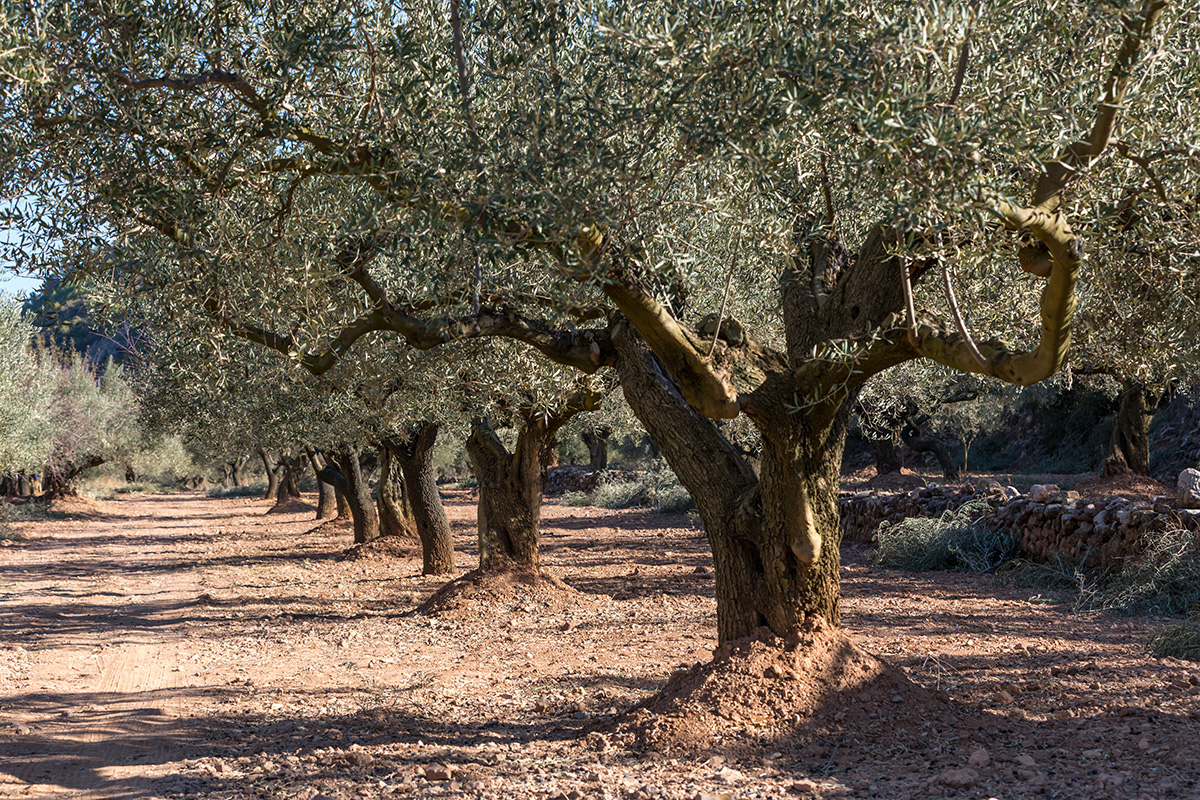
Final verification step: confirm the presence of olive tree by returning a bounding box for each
[0,296,53,486]
[4,1,1195,646]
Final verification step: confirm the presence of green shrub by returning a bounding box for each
[1077,526,1200,616]
[207,482,269,498]
[871,499,1018,573]
[996,554,1087,594]
[1147,619,1200,662]
[561,461,695,514]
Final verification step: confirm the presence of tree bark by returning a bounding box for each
[900,419,960,481]
[17,473,31,497]
[465,417,546,573]
[873,436,901,475]
[320,445,380,544]
[258,448,279,501]
[273,454,303,505]
[613,322,847,642]
[41,456,105,499]
[304,447,338,519]
[1103,381,1156,476]
[582,425,612,471]
[386,422,455,575]
[376,442,418,538]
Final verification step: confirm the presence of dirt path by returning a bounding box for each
[1,491,1199,799]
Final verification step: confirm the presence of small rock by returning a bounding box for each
[939,768,979,789]
[1137,738,1151,751]
[789,778,821,795]
[1014,754,1037,768]
[969,748,991,768]
[693,565,711,574]
[995,690,1014,705]
[573,710,590,720]
[534,698,550,713]
[1030,484,1061,503]
[716,766,746,784]
[559,621,575,632]
[425,764,455,782]
[1082,749,1104,759]
[891,695,902,703]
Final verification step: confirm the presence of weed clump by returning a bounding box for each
[1077,526,1200,616]
[563,462,695,514]
[1147,619,1200,662]
[871,499,1018,573]
[206,482,269,499]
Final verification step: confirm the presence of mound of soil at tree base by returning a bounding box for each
[265,497,316,515]
[418,567,592,620]
[337,535,421,561]
[41,493,112,518]
[1072,472,1174,502]
[605,617,984,757]
[848,467,931,492]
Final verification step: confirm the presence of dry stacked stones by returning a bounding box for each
[840,477,1200,568]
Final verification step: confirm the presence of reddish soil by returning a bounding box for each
[2,490,1199,799]
[1071,473,1175,502]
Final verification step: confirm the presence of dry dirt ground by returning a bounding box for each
[2,489,1199,800]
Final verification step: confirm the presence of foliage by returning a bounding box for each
[1147,619,1200,662]
[995,554,1088,595]
[928,390,1014,471]
[871,499,1019,573]
[0,296,53,475]
[42,353,141,484]
[563,461,695,514]
[1077,526,1200,617]
[207,482,271,499]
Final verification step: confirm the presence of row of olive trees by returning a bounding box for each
[4,0,1197,697]
[0,296,150,497]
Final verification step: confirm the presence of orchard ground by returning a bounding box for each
[1,480,1198,800]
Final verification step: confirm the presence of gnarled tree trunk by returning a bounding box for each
[465,417,546,573]
[41,455,106,500]
[873,436,901,475]
[582,425,612,471]
[258,448,279,501]
[320,444,380,544]
[900,419,960,481]
[613,323,845,641]
[385,422,455,575]
[304,447,338,519]
[1103,381,1157,476]
[376,442,418,539]
[464,393,600,574]
[273,453,304,505]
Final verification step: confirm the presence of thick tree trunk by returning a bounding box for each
[873,436,901,475]
[320,445,380,544]
[613,322,845,643]
[303,448,338,519]
[582,425,612,471]
[387,422,456,576]
[273,454,303,505]
[41,456,105,500]
[258,448,279,501]
[465,417,546,572]
[900,420,960,481]
[17,473,32,497]
[376,443,418,538]
[1103,382,1156,476]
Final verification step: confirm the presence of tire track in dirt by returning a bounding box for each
[0,493,283,798]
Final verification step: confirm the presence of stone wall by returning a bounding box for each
[840,485,1200,568]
